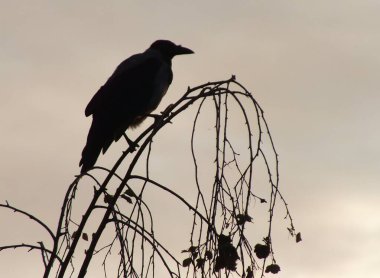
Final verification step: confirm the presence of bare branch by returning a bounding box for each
[0,202,55,240]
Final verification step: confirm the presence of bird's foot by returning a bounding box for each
[127,141,139,152]
[123,134,139,152]
[147,113,162,120]
[147,113,165,126]
[161,104,174,116]
[147,105,174,126]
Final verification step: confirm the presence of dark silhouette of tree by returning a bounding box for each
[0,76,300,277]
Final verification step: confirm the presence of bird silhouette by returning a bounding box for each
[79,40,194,173]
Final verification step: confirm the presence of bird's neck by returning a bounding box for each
[146,48,173,65]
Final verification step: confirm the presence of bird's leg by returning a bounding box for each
[123,134,139,152]
[161,104,174,116]
[147,104,174,125]
[146,113,165,126]
[146,113,162,120]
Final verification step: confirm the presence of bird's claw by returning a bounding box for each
[127,141,139,152]
[147,104,174,126]
[148,113,165,126]
[123,134,139,152]
[161,104,174,116]
[147,113,162,120]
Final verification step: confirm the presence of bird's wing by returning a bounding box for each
[84,52,167,117]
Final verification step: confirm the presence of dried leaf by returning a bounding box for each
[196,258,205,268]
[124,188,136,197]
[205,250,213,260]
[215,234,239,271]
[121,195,133,204]
[182,258,192,267]
[254,243,270,259]
[265,264,281,274]
[287,227,294,236]
[246,266,253,278]
[296,232,302,243]
[236,214,252,225]
[218,234,232,245]
[72,231,77,239]
[82,233,88,241]
[104,194,113,204]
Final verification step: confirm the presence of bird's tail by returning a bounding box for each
[79,119,110,173]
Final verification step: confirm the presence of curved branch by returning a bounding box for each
[0,243,63,264]
[0,202,55,240]
[128,175,214,232]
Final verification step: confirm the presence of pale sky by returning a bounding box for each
[1,1,379,277]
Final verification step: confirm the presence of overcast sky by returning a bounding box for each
[1,1,379,277]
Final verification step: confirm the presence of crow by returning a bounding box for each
[79,40,194,173]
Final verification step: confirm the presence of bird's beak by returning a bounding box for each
[175,45,194,55]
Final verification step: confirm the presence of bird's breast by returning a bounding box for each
[148,63,172,110]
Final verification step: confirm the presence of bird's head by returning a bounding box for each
[150,40,194,60]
